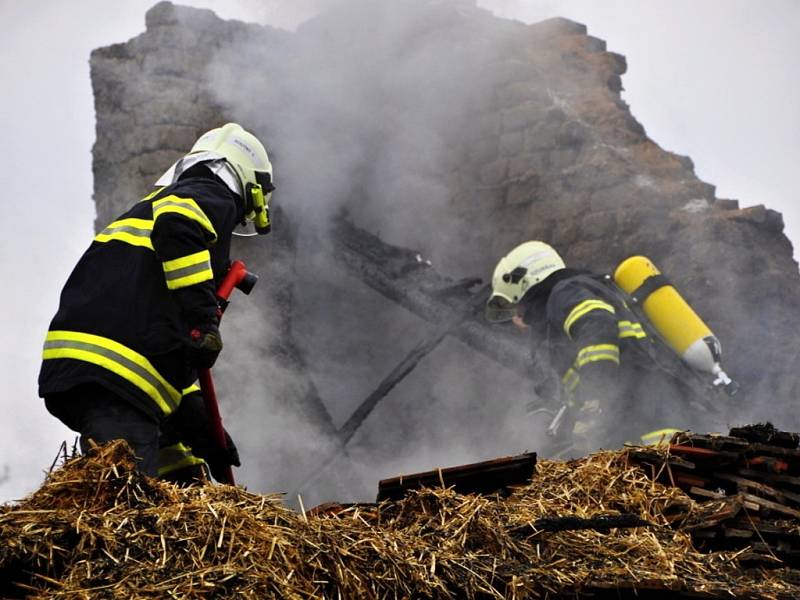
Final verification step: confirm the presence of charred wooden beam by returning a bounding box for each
[331,216,532,378]
[729,423,800,449]
[510,513,653,537]
[291,283,493,494]
[337,282,492,446]
[376,452,536,501]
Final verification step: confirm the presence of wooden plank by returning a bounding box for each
[747,443,800,461]
[715,472,800,507]
[670,444,740,463]
[377,452,536,501]
[747,456,790,473]
[714,473,784,499]
[689,486,725,499]
[741,493,800,519]
[677,433,750,450]
[629,449,696,470]
[737,468,800,489]
[728,519,800,543]
[743,500,761,512]
[673,472,710,489]
[723,528,754,539]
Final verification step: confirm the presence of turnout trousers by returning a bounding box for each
[44,382,160,477]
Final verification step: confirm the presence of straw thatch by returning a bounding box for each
[1,440,799,599]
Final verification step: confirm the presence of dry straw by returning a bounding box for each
[1,440,798,598]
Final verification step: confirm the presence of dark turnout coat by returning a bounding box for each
[522,269,699,444]
[39,175,241,421]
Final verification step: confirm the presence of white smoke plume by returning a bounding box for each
[191,0,786,506]
[197,0,553,505]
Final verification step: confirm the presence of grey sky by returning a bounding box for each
[0,0,797,502]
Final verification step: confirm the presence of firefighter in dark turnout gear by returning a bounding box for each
[486,241,694,450]
[39,123,274,478]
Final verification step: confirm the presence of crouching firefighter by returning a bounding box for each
[485,241,733,452]
[39,123,274,480]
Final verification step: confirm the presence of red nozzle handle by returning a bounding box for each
[216,260,257,303]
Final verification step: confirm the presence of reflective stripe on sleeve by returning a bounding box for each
[162,249,214,290]
[574,343,620,369]
[618,320,647,339]
[561,367,580,393]
[94,218,154,249]
[42,330,180,415]
[563,299,615,338]
[158,442,206,476]
[152,195,218,243]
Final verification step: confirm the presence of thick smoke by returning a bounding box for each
[185,0,765,506]
[196,0,551,505]
[212,0,511,269]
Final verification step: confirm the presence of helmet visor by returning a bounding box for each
[485,295,517,323]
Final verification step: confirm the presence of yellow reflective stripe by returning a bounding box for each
[561,367,580,393]
[618,320,647,339]
[94,218,154,250]
[563,300,615,338]
[575,343,620,368]
[152,195,217,243]
[141,187,166,202]
[182,383,201,396]
[42,330,180,415]
[640,428,681,446]
[158,442,206,476]
[162,249,213,290]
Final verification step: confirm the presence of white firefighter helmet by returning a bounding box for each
[485,241,565,323]
[156,123,275,234]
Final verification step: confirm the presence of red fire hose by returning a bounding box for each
[198,260,258,485]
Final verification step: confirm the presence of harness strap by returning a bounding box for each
[629,273,671,304]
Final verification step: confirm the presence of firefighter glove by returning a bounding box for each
[188,322,223,369]
[202,429,241,483]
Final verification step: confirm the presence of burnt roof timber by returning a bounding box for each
[331,216,532,379]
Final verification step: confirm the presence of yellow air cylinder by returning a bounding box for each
[613,256,720,375]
